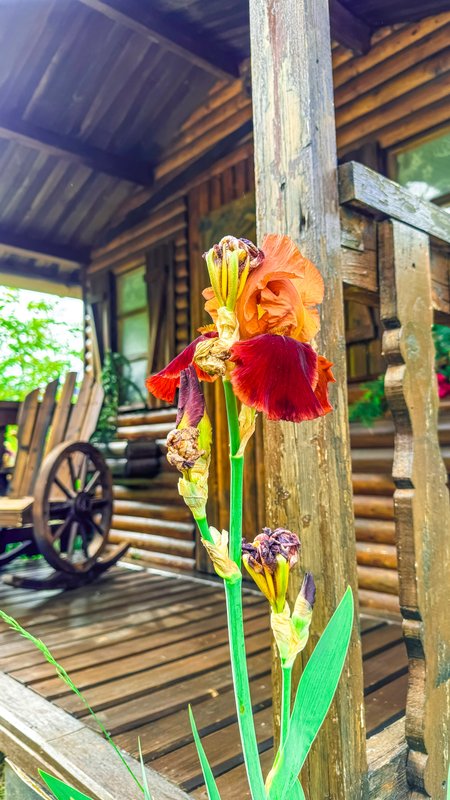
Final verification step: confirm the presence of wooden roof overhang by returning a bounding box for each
[0,0,449,295]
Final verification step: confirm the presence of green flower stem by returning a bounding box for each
[280,664,292,748]
[196,515,214,543]
[223,378,266,800]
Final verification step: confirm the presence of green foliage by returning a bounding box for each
[138,741,153,800]
[348,324,450,426]
[188,706,221,800]
[0,288,82,402]
[433,324,450,381]
[91,351,146,444]
[267,588,354,800]
[348,375,387,427]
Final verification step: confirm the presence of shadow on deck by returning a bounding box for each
[0,564,407,799]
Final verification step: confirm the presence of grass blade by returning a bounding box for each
[39,771,94,800]
[0,609,144,795]
[138,739,153,800]
[188,705,222,800]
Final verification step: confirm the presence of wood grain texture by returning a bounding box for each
[249,0,367,796]
[380,219,450,798]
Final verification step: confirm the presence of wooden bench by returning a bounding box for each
[0,373,127,590]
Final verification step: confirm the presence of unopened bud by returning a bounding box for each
[194,337,231,377]
[167,427,204,471]
[202,527,241,583]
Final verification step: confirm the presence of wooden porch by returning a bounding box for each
[0,563,407,799]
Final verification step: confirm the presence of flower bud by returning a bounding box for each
[271,572,316,667]
[202,527,241,583]
[203,236,263,311]
[193,337,231,378]
[167,365,212,520]
[242,527,300,612]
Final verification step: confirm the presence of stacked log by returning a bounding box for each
[351,403,450,615]
[106,407,196,571]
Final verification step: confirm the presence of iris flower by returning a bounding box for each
[146,233,335,423]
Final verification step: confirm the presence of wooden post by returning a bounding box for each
[380,219,450,798]
[249,0,367,797]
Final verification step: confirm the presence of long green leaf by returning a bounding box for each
[188,706,222,800]
[39,771,94,800]
[138,739,153,800]
[268,587,354,800]
[290,781,305,799]
[0,610,144,795]
[447,762,450,800]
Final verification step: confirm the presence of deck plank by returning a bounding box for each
[0,564,408,798]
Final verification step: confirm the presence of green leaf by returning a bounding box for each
[138,739,153,800]
[447,762,450,800]
[268,587,354,800]
[39,771,94,800]
[290,781,305,799]
[188,706,222,800]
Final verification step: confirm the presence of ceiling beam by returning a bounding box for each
[330,0,372,54]
[0,261,81,298]
[0,229,89,268]
[78,0,240,80]
[0,114,153,186]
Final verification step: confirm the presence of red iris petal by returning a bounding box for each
[146,333,217,403]
[230,334,332,423]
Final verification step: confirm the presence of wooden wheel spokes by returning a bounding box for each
[33,441,113,574]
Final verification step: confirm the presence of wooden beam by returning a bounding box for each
[339,161,450,245]
[249,0,367,797]
[0,260,80,288]
[0,114,153,186]
[102,119,253,244]
[0,673,191,800]
[329,0,372,54]
[78,0,240,80]
[380,219,450,797]
[0,229,89,268]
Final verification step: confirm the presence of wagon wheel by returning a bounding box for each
[33,440,113,574]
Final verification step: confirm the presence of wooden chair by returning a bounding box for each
[0,373,127,589]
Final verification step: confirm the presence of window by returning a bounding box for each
[390,130,450,209]
[116,265,149,403]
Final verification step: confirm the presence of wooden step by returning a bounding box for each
[113,499,191,523]
[117,423,175,441]
[112,514,194,540]
[109,529,195,557]
[117,408,177,427]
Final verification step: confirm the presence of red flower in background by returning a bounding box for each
[437,372,450,399]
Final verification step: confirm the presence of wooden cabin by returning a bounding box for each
[0,0,449,797]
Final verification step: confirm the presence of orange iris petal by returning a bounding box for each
[146,333,217,403]
[230,334,333,423]
[314,356,335,414]
[235,234,324,342]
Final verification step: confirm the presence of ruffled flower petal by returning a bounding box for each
[230,334,333,422]
[314,356,335,414]
[146,333,217,403]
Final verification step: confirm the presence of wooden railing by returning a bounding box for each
[0,401,20,494]
[339,162,450,798]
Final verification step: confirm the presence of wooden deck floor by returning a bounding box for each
[0,564,408,799]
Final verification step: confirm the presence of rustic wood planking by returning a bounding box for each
[0,564,409,799]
